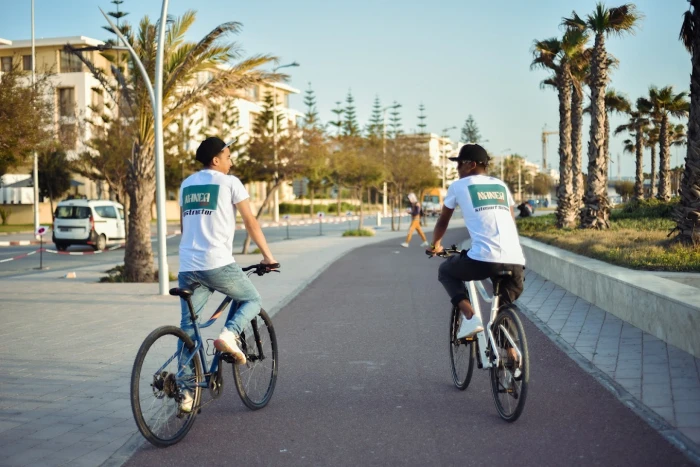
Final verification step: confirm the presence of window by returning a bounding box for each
[1,57,12,72]
[94,205,117,219]
[284,94,289,108]
[55,206,91,219]
[117,207,124,220]
[22,55,32,71]
[59,123,77,150]
[58,88,75,117]
[247,85,259,101]
[60,51,82,73]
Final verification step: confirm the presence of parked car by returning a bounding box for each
[52,199,126,251]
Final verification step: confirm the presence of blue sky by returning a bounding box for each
[0,0,691,177]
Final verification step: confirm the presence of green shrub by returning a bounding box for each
[342,228,375,237]
[279,202,360,215]
[616,198,678,219]
[100,264,176,282]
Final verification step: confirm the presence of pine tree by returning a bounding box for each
[461,114,481,143]
[366,96,384,139]
[102,0,129,40]
[303,82,319,128]
[417,103,427,135]
[343,90,360,136]
[330,101,344,136]
[253,92,276,137]
[388,101,403,139]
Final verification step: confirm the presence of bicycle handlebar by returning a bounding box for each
[425,244,462,258]
[241,263,281,276]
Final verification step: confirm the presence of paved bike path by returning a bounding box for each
[122,229,692,466]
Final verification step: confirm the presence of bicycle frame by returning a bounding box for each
[169,296,264,392]
[464,279,523,372]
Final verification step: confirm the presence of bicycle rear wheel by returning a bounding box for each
[450,306,475,390]
[233,309,278,410]
[131,326,203,447]
[489,305,529,422]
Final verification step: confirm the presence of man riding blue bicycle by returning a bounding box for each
[426,143,525,340]
[178,136,279,412]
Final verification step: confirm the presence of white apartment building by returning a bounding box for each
[396,133,460,187]
[0,35,303,207]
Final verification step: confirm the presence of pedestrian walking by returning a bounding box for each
[401,192,429,248]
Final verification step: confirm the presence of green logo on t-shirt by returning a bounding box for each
[183,184,219,211]
[468,184,508,208]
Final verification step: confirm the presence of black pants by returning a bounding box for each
[438,251,524,307]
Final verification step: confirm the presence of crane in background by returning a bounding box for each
[541,127,558,170]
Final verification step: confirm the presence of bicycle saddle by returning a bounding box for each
[169,288,193,298]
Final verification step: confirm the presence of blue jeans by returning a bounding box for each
[178,263,262,339]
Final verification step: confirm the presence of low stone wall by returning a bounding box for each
[520,237,700,358]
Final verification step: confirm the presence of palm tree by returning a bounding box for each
[531,28,589,228]
[564,3,642,229]
[675,0,700,244]
[570,47,592,210]
[669,123,688,195]
[643,124,660,198]
[614,100,649,201]
[68,12,277,281]
[604,89,631,174]
[639,86,690,201]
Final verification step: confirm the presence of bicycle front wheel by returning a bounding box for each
[489,305,529,422]
[450,306,475,390]
[131,326,203,447]
[233,309,278,410]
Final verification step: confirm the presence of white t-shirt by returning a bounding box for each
[444,174,526,265]
[178,170,249,272]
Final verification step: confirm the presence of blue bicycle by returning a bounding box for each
[130,263,279,447]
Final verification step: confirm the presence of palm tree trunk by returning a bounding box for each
[556,64,576,229]
[571,83,585,210]
[673,3,700,244]
[650,144,658,198]
[657,115,672,201]
[124,165,156,282]
[581,33,611,229]
[633,122,644,201]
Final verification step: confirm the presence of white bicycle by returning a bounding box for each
[431,245,529,422]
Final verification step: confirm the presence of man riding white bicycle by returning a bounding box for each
[178,136,279,411]
[426,143,525,340]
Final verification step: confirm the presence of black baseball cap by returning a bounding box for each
[449,143,490,164]
[195,136,236,165]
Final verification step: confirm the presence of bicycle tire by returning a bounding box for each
[131,325,203,447]
[449,306,475,390]
[233,309,278,410]
[489,305,529,422]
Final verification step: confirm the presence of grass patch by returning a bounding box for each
[0,224,40,233]
[517,201,700,272]
[342,228,375,237]
[100,264,177,282]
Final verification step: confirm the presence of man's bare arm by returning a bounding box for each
[237,199,278,265]
[430,206,454,251]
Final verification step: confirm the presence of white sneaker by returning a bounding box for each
[420,241,430,247]
[457,315,484,339]
[214,330,247,365]
[180,389,193,413]
[400,242,409,248]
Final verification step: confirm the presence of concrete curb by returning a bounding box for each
[520,237,700,358]
[517,300,700,465]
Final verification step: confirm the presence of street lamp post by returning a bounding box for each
[499,148,511,181]
[100,2,170,295]
[441,126,456,189]
[381,104,398,217]
[271,62,299,223]
[31,0,39,238]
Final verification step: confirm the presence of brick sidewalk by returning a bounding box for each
[518,269,700,456]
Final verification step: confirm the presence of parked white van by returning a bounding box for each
[52,199,126,251]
